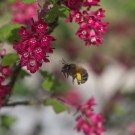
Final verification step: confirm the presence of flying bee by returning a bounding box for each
[61,59,88,85]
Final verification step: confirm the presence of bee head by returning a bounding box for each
[62,64,71,73]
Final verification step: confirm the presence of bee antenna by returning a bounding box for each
[61,58,68,64]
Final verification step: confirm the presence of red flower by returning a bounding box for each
[32,20,48,34]
[66,10,82,23]
[84,0,100,6]
[63,0,83,9]
[0,48,12,108]
[13,20,55,73]
[0,66,12,77]
[0,49,6,57]
[0,82,11,108]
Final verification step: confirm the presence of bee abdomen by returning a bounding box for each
[81,70,88,84]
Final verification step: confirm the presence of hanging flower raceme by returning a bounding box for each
[0,50,12,108]
[75,98,106,135]
[13,20,55,73]
[0,76,11,108]
[64,0,108,46]
[10,0,39,25]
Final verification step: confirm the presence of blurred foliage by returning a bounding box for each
[0,115,15,135]
[45,0,59,4]
[7,0,16,3]
[0,115,16,129]
[106,93,135,129]
[45,98,68,113]
[44,5,69,23]
[12,79,31,96]
[1,53,19,66]
[0,24,23,44]
[105,0,135,15]
[22,0,36,4]
[41,71,68,94]
[19,69,31,79]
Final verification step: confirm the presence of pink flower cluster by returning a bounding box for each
[0,50,12,108]
[13,20,55,73]
[11,0,39,25]
[64,0,108,46]
[75,98,105,135]
[128,122,135,135]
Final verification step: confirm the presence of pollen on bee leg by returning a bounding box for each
[76,73,81,81]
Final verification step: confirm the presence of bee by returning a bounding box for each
[61,59,88,85]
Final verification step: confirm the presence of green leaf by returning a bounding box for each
[13,79,31,96]
[1,115,16,129]
[57,6,70,17]
[41,71,68,93]
[45,8,58,23]
[0,24,23,43]
[41,71,55,91]
[45,5,69,23]
[113,104,126,117]
[42,78,54,91]
[45,0,59,4]
[46,99,68,113]
[1,53,19,66]
[22,0,36,4]
[20,69,31,78]
[7,0,16,3]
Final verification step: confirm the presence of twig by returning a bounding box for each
[3,64,21,106]
[3,98,47,107]
[3,100,30,107]
[10,64,21,89]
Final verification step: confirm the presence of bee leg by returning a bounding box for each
[66,73,69,78]
[77,81,81,85]
[63,72,69,78]
[63,73,66,78]
[72,76,76,84]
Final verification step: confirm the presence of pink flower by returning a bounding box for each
[128,122,135,135]
[13,20,55,73]
[0,76,5,83]
[0,67,11,108]
[0,49,6,57]
[32,20,48,34]
[0,66,12,77]
[64,0,108,46]
[75,10,108,46]
[66,10,82,23]
[79,97,96,110]
[0,48,12,108]
[84,0,100,6]
[76,116,85,131]
[63,0,83,9]
[90,8,105,20]
[0,81,11,108]
[58,89,82,106]
[75,98,106,135]
[10,0,39,25]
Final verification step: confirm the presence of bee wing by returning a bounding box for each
[61,58,68,64]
